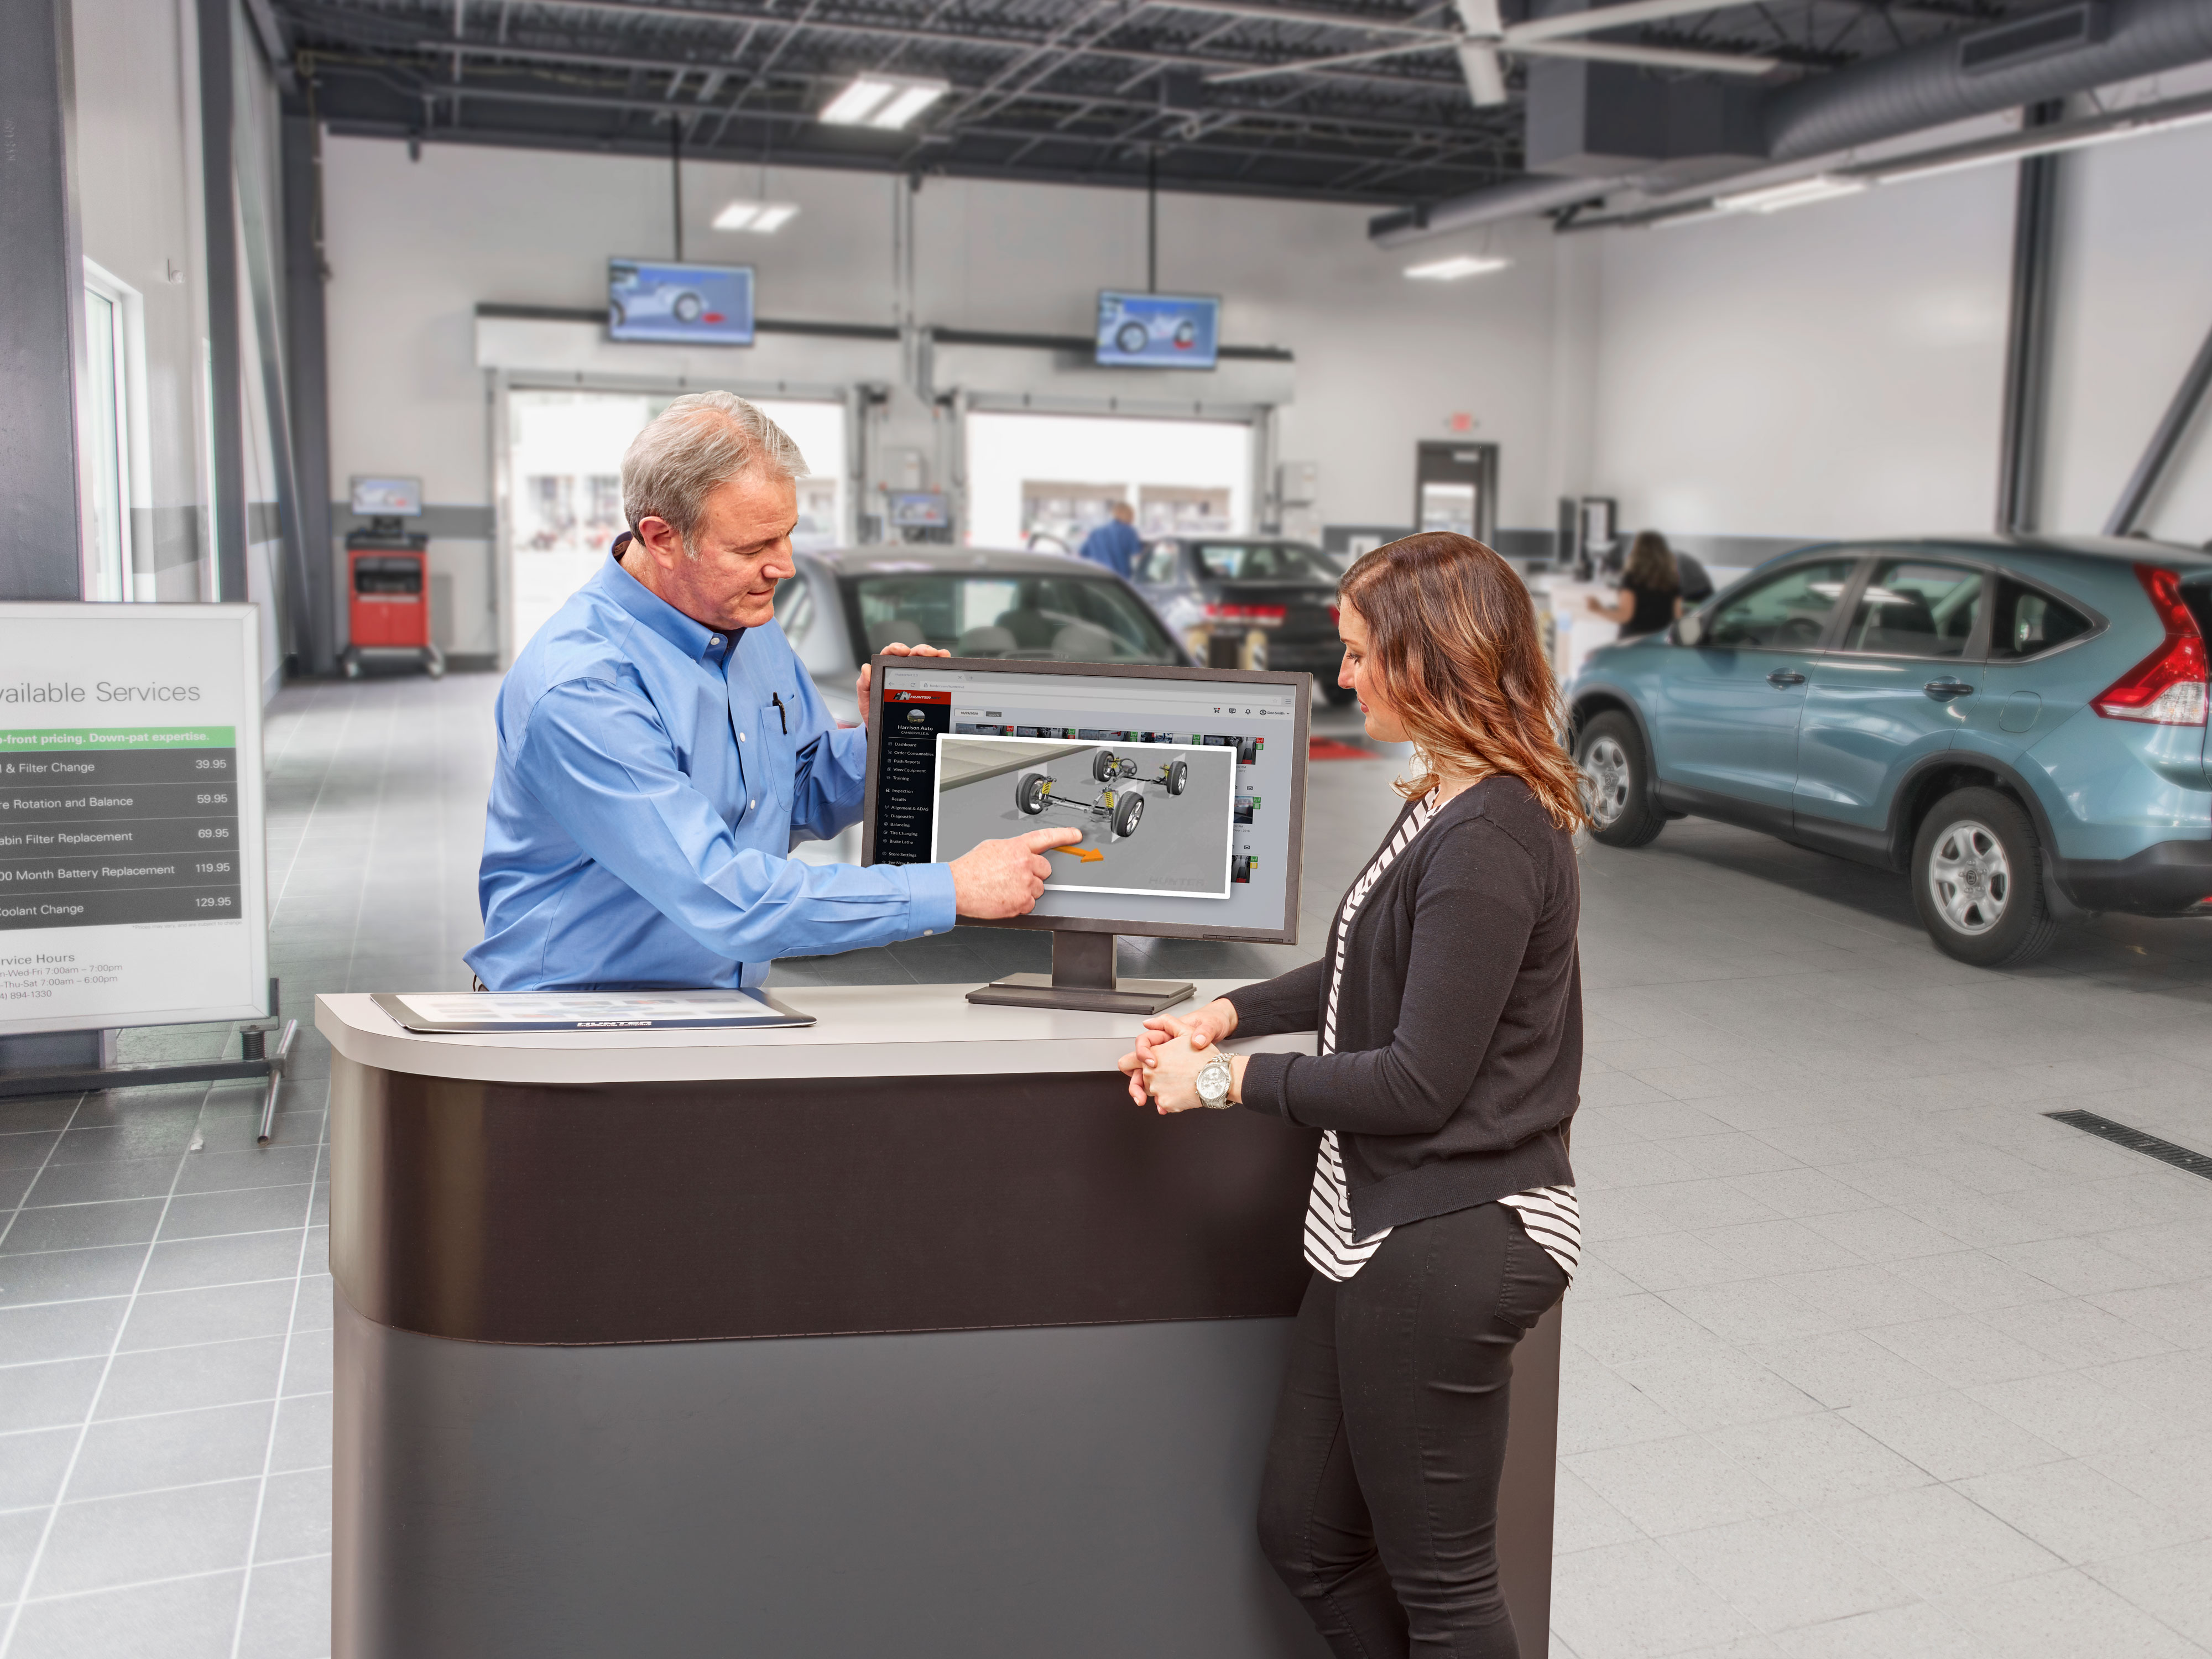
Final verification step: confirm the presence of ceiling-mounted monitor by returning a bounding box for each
[608,259,755,346]
[1095,290,1220,369]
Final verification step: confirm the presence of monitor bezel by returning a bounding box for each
[862,654,1312,945]
[1093,288,1224,371]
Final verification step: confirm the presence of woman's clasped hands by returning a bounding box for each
[1118,996,1242,1114]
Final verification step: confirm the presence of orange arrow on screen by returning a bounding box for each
[1051,846,1105,863]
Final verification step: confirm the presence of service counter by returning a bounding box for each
[319,982,1561,1658]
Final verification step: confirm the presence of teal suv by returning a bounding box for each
[1567,537,2212,967]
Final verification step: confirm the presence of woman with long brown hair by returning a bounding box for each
[1586,528,1683,639]
[1122,532,1584,1659]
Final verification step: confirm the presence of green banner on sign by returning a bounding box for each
[0,727,238,751]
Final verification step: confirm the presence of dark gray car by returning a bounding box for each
[771,545,1192,723]
[1129,536,1350,702]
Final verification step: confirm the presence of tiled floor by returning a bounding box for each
[3,671,2211,1658]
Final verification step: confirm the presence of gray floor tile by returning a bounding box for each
[30,1475,260,1596]
[4,1567,246,1659]
[1660,1513,1913,1635]
[65,1399,277,1503]
[0,1506,49,1601]
[280,1332,333,1397]
[1773,1601,1996,1659]
[0,1296,127,1366]
[254,1465,332,1562]
[0,1198,165,1255]
[267,1392,331,1475]
[0,1243,148,1307]
[171,1146,321,1196]
[157,1184,315,1243]
[2084,1539,2212,1652]
[1814,1484,2067,1599]
[0,1425,77,1512]
[1938,1566,2208,1659]
[94,1336,286,1421]
[44,1109,202,1164]
[21,1156,182,1208]
[1551,1538,1757,1659]
[1568,1434,1792,1538]
[139,1229,307,1293]
[0,1357,105,1434]
[1957,1458,2210,1566]
[119,1280,298,1352]
[236,1552,330,1659]
[289,1274,332,1334]
[0,1132,59,1172]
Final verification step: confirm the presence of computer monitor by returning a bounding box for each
[349,476,422,517]
[607,258,755,346]
[1095,290,1220,369]
[864,656,1311,1013]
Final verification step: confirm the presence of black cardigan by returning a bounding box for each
[1227,775,1580,1240]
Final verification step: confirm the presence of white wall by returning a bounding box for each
[1583,166,2017,545]
[319,137,1569,548]
[2043,114,2212,545]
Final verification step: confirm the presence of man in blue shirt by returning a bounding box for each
[1077,501,1142,580]
[466,393,1076,992]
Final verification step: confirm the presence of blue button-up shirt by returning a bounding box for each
[465,553,957,990]
[1078,518,1143,580]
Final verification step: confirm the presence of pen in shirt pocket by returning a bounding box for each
[770,692,788,734]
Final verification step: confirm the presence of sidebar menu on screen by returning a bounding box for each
[870,689,950,863]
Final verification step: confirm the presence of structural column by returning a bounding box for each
[0,0,88,599]
[1995,101,2064,535]
[197,0,249,601]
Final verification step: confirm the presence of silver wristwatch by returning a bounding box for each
[1194,1048,1235,1109]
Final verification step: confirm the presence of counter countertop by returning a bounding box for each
[315,980,1316,1084]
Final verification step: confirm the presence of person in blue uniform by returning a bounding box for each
[465,392,1076,992]
[1077,501,1142,579]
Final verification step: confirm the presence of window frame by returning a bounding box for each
[1698,554,1866,654]
[1986,571,2108,665]
[1829,555,1993,664]
[79,258,148,603]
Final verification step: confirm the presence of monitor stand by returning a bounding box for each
[967,930,1194,1016]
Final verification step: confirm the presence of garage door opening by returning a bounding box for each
[964,411,1253,554]
[502,389,846,659]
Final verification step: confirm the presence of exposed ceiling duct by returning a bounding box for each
[1372,0,2212,244]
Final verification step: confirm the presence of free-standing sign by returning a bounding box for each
[0,604,268,1036]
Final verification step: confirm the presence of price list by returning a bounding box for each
[0,727,244,931]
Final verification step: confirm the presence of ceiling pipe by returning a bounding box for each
[1767,0,2212,159]
[1371,0,2212,243]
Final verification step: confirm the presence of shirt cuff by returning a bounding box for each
[906,862,960,937]
[1238,1050,1298,1120]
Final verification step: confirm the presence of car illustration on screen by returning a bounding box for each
[1095,291,1219,368]
[607,260,754,345]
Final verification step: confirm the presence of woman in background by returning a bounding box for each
[1586,529,1682,639]
[1121,532,1583,1659]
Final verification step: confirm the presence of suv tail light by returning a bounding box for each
[2093,564,2209,726]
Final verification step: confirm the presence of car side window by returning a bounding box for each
[1139,543,1182,585]
[1989,578,2094,660]
[1705,560,1856,650]
[772,573,813,644]
[1841,561,1983,659]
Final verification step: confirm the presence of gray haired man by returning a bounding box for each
[465,392,1076,992]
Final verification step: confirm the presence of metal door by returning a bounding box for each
[1796,558,1986,833]
[1414,442,1497,545]
[1653,557,1857,823]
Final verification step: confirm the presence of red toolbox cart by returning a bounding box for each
[342,529,444,679]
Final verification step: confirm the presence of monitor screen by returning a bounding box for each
[865,659,1307,941]
[349,476,422,517]
[1095,291,1220,369]
[608,259,755,346]
[888,491,949,529]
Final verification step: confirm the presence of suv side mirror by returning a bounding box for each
[1674,611,1705,648]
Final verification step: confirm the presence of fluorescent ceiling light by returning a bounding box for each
[1713,174,1867,213]
[820,75,948,129]
[1404,254,1511,280]
[712,200,801,233]
[870,82,948,129]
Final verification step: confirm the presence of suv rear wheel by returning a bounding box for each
[1575,712,1666,848]
[1911,786,2058,968]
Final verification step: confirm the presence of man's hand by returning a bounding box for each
[950,827,1083,918]
[855,641,951,709]
[1119,998,1239,1107]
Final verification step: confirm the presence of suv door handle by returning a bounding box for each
[1766,670,1806,688]
[1923,678,1973,700]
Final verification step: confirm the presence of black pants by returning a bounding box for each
[1258,1201,1568,1659]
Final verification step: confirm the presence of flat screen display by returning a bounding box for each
[1095,290,1220,369]
[349,476,422,517]
[608,259,755,346]
[866,660,1307,940]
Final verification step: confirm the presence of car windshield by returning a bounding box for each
[847,573,1182,664]
[1192,542,1335,582]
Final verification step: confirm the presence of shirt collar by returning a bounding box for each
[597,538,741,665]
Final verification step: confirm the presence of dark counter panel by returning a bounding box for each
[331,1064,1320,1345]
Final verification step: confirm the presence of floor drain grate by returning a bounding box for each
[2045,1110,2212,1182]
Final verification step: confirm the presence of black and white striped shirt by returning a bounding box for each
[1302,789,1581,1285]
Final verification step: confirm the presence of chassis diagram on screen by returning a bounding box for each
[931,736,1233,898]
